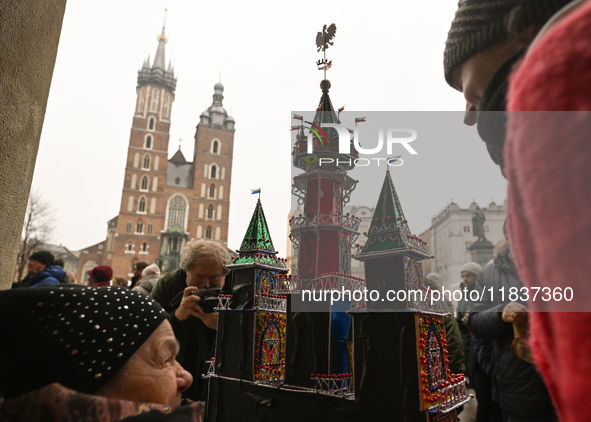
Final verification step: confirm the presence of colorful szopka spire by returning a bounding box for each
[226,199,288,271]
[357,170,430,259]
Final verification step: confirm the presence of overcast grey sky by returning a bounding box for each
[31,0,506,254]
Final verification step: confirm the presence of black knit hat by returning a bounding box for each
[0,284,168,399]
[29,250,55,267]
[444,0,572,89]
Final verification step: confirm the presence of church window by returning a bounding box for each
[151,89,159,111]
[140,176,149,191]
[207,204,214,220]
[212,140,219,154]
[210,165,217,179]
[138,196,146,213]
[209,184,215,198]
[131,174,137,189]
[148,117,155,131]
[205,226,212,239]
[127,196,134,212]
[463,226,470,233]
[136,220,144,234]
[154,156,159,171]
[147,221,153,235]
[126,243,133,252]
[152,176,158,191]
[167,195,188,231]
[137,88,145,112]
[133,153,139,168]
[163,94,170,117]
[145,135,152,149]
[126,219,132,233]
[142,154,151,170]
[141,242,148,252]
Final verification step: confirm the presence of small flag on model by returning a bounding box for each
[292,114,303,121]
[355,117,366,123]
[316,105,323,112]
[387,155,402,165]
[251,188,261,195]
[291,125,301,131]
[338,106,345,115]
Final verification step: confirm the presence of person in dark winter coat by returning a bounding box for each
[469,247,556,422]
[24,265,65,288]
[456,261,481,366]
[133,263,161,296]
[151,240,230,402]
[131,260,149,288]
[19,250,64,288]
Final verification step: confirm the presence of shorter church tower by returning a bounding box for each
[191,83,235,245]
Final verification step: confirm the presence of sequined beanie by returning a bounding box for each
[444,0,572,89]
[0,284,168,399]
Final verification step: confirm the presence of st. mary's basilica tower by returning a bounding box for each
[77,24,235,280]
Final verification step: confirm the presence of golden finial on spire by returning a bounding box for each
[157,8,168,43]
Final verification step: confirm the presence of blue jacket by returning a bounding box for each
[25,265,65,287]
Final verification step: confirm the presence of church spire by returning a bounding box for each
[137,10,176,94]
[152,10,168,70]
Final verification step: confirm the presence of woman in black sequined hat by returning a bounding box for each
[0,284,204,422]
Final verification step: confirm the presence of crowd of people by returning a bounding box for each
[1,0,589,420]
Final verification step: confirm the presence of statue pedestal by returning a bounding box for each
[469,240,494,266]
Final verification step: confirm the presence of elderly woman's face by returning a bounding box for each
[98,321,192,406]
[186,256,226,289]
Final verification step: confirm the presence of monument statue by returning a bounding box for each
[472,206,486,242]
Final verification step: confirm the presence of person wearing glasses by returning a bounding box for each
[151,240,231,402]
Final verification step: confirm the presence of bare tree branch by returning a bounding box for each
[14,191,56,282]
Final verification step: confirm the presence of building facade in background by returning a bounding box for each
[420,201,506,291]
[76,27,235,282]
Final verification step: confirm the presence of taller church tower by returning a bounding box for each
[101,23,176,276]
[85,23,236,280]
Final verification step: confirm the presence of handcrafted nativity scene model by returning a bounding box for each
[203,24,471,422]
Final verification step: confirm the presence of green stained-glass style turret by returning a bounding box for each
[226,199,288,271]
[357,170,430,260]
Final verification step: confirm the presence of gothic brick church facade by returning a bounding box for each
[76,27,235,282]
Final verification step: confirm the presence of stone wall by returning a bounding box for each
[0,0,67,289]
